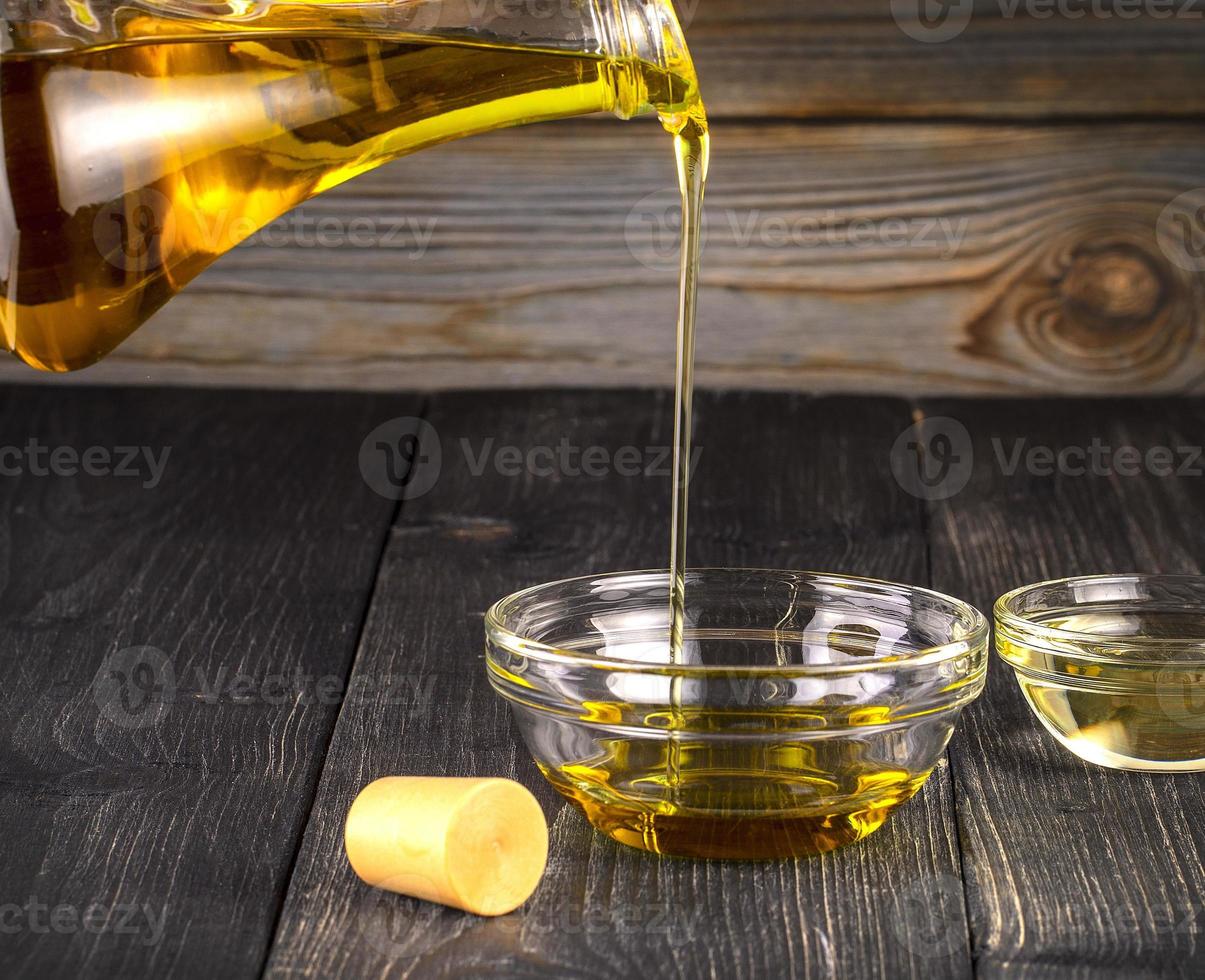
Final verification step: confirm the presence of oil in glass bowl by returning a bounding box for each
[546,698,933,860]
[486,569,989,860]
[996,575,1205,772]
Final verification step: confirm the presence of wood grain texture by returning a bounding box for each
[920,398,1205,979]
[6,120,1202,396]
[681,0,1205,120]
[263,390,975,979]
[0,385,416,977]
[1,387,1201,979]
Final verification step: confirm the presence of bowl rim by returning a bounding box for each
[994,572,1205,665]
[485,567,990,676]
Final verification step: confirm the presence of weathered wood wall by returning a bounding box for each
[5,0,1204,393]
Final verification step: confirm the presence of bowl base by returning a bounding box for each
[546,768,927,860]
[1014,675,1205,772]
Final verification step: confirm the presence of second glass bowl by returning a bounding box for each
[486,569,989,860]
[996,574,1205,772]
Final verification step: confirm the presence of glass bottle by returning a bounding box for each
[0,0,700,370]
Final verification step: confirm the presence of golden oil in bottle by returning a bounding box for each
[0,12,703,371]
[0,8,712,766]
[998,609,1205,772]
[0,2,709,637]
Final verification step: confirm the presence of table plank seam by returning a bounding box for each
[253,394,434,980]
[906,396,981,980]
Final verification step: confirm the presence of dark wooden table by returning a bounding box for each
[0,385,1201,979]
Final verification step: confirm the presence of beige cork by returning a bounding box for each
[344,776,548,916]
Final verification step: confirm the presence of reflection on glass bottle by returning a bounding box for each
[0,0,702,370]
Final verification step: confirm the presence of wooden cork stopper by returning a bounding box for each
[344,776,548,916]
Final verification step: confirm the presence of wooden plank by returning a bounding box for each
[921,397,1205,978]
[0,385,419,977]
[7,120,1202,396]
[682,0,1205,120]
[264,390,975,979]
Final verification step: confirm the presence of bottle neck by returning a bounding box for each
[592,0,695,119]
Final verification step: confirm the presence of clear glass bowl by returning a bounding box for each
[996,574,1205,772]
[485,569,989,860]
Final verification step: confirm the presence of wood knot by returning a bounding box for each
[1059,246,1163,325]
[445,518,515,543]
[962,214,1203,388]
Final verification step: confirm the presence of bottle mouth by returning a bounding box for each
[593,0,698,119]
